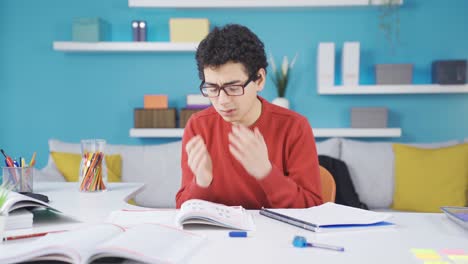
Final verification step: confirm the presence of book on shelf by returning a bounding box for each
[0,223,205,264]
[260,202,394,233]
[175,199,255,231]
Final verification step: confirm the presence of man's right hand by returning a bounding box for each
[186,135,213,188]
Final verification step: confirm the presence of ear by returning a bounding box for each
[254,68,267,92]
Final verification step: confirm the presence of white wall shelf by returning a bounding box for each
[129,128,402,138]
[53,41,198,52]
[129,0,402,8]
[318,84,468,95]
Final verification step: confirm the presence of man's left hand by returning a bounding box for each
[228,125,272,180]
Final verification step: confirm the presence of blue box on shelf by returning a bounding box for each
[72,17,109,42]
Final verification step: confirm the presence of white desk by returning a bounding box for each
[4,183,468,264]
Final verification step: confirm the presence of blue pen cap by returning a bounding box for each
[229,231,247,237]
[292,236,308,248]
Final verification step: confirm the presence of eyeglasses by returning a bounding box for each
[199,75,258,98]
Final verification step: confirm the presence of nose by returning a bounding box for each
[217,89,231,105]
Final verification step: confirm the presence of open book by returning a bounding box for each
[0,191,58,215]
[175,199,255,231]
[260,202,394,232]
[0,223,205,264]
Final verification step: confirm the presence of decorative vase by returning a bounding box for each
[272,97,289,109]
[0,213,7,243]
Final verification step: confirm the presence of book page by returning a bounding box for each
[268,202,392,226]
[87,223,205,264]
[175,199,255,231]
[0,223,123,264]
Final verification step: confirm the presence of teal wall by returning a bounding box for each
[1,0,467,168]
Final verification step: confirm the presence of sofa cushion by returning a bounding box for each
[315,138,341,159]
[392,143,468,212]
[44,139,182,208]
[340,139,393,209]
[340,139,460,209]
[50,152,122,183]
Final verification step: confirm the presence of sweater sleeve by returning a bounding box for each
[257,117,323,208]
[175,117,214,208]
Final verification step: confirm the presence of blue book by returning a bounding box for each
[259,202,395,233]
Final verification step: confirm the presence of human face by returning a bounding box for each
[202,62,265,126]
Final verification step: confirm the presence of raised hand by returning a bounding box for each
[228,125,272,180]
[186,135,213,187]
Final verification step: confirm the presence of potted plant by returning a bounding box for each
[369,0,401,51]
[0,182,12,242]
[269,53,298,109]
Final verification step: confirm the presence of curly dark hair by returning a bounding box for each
[195,24,268,80]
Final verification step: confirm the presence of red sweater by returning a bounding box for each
[176,97,323,209]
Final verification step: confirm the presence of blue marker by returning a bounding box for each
[228,231,248,238]
[293,236,344,252]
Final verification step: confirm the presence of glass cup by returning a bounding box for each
[2,167,34,193]
[79,139,108,192]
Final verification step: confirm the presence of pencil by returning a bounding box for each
[3,230,67,241]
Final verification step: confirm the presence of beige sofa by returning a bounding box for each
[37,138,465,209]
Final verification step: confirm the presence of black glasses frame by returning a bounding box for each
[199,75,259,98]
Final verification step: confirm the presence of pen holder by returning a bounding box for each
[79,139,108,192]
[1,167,34,192]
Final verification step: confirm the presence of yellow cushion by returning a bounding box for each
[392,143,468,212]
[50,152,122,183]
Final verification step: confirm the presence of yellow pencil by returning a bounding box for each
[29,152,37,167]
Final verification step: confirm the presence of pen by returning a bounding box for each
[309,242,345,252]
[293,235,344,252]
[228,231,250,238]
[1,149,14,167]
[3,230,67,241]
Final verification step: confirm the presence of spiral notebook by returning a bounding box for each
[260,202,394,233]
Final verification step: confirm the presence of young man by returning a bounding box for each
[175,24,322,209]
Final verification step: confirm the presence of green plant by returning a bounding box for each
[0,182,13,214]
[370,0,401,50]
[269,53,298,98]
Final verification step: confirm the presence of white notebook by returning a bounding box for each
[5,209,33,230]
[260,202,394,232]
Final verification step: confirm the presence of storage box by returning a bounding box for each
[375,64,413,85]
[144,95,168,109]
[186,94,211,109]
[432,60,467,84]
[72,17,109,42]
[351,107,388,128]
[179,109,202,128]
[134,108,176,128]
[317,42,335,88]
[169,18,209,43]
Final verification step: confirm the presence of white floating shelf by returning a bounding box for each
[130,128,185,138]
[129,0,402,8]
[313,128,402,138]
[53,42,198,52]
[130,128,401,138]
[318,84,468,95]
